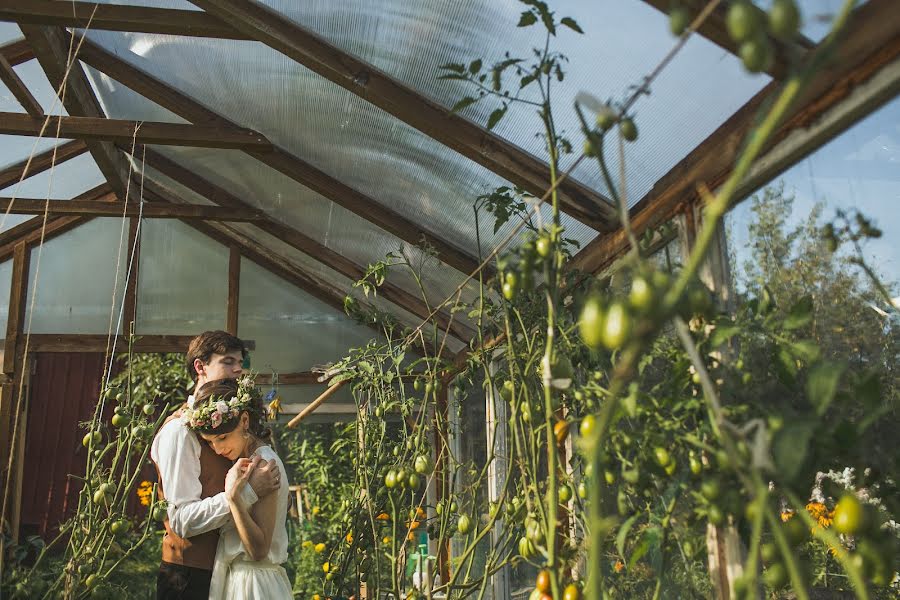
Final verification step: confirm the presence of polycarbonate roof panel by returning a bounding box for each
[0,22,21,45]
[81,26,597,258]
[265,0,768,206]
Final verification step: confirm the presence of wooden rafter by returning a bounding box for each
[185,0,618,231]
[75,37,484,276]
[139,166,475,341]
[0,39,33,67]
[0,197,269,221]
[0,0,246,40]
[570,0,900,275]
[0,112,273,150]
[0,53,42,117]
[0,139,88,191]
[22,334,254,353]
[21,25,131,200]
[0,183,111,247]
[226,245,240,335]
[639,0,812,81]
[2,0,618,229]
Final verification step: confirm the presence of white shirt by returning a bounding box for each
[150,414,258,539]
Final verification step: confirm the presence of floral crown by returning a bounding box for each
[183,374,261,431]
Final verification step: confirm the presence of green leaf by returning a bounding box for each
[784,295,814,329]
[789,339,820,363]
[438,62,466,73]
[709,325,740,348]
[854,371,882,411]
[469,59,483,74]
[450,96,477,113]
[487,105,507,130]
[616,514,640,559]
[772,419,816,482]
[628,526,660,570]
[806,361,845,415]
[520,73,538,88]
[517,11,537,27]
[560,17,583,33]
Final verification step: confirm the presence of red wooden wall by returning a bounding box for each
[19,353,153,538]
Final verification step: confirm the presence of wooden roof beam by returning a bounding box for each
[0,139,87,191]
[639,0,812,80]
[0,183,112,248]
[0,39,33,67]
[0,53,42,117]
[0,0,247,40]
[75,37,485,276]
[138,161,475,342]
[0,197,270,221]
[0,111,273,150]
[21,25,131,200]
[186,0,617,231]
[570,0,900,275]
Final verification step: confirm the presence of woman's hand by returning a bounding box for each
[225,457,258,506]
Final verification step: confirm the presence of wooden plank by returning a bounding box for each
[226,245,239,335]
[187,0,618,231]
[75,37,485,276]
[141,148,477,341]
[570,0,900,275]
[21,25,131,200]
[3,242,29,374]
[639,0,812,81]
[0,0,249,40]
[0,53,42,117]
[0,39,33,67]
[23,334,255,353]
[122,217,140,331]
[0,183,112,248]
[0,112,273,150]
[0,197,269,220]
[0,139,88,191]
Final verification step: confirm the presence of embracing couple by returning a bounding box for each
[150,331,292,599]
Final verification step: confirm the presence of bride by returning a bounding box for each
[184,376,292,599]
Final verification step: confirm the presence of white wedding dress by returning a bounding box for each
[208,445,293,599]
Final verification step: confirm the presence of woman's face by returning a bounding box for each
[199,412,251,461]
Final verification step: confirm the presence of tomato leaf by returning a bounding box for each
[807,361,845,415]
[616,514,640,559]
[709,324,740,348]
[518,11,537,27]
[789,339,820,363]
[438,62,465,73]
[469,59,483,74]
[772,419,816,482]
[487,105,507,130]
[784,295,814,329]
[560,17,583,33]
[450,96,477,113]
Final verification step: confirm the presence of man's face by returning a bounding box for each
[195,350,243,387]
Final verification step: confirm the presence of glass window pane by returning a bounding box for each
[137,219,227,334]
[0,259,12,334]
[25,218,127,333]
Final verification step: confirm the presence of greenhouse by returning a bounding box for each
[0,0,897,598]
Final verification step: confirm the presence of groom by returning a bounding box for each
[151,331,280,599]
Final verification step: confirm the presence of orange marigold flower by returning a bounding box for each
[137,481,153,506]
[614,560,625,573]
[780,510,794,522]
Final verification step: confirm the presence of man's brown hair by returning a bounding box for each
[186,331,247,382]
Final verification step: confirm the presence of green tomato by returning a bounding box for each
[535,237,551,258]
[579,415,597,439]
[457,514,472,535]
[669,6,690,36]
[707,505,725,526]
[619,118,638,142]
[414,455,432,475]
[768,0,800,39]
[700,479,721,501]
[518,536,536,558]
[407,473,421,489]
[152,505,167,522]
[142,403,155,416]
[601,302,633,351]
[413,378,423,392]
[628,276,654,313]
[726,1,761,42]
[763,562,788,588]
[384,470,397,489]
[739,37,773,74]
[82,431,102,448]
[595,107,616,131]
[653,447,671,468]
[579,294,605,349]
[833,494,865,535]
[111,413,130,428]
[558,484,572,503]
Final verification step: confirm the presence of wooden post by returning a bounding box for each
[122,217,141,332]
[226,245,240,335]
[1,242,29,540]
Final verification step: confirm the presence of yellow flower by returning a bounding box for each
[805,502,834,528]
[345,532,353,544]
[614,560,625,573]
[314,543,326,553]
[780,510,794,522]
[136,481,153,507]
